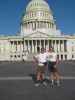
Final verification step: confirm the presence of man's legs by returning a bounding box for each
[35,66,45,86]
[35,71,41,86]
[50,72,55,87]
[53,66,61,86]
[35,65,41,86]
[48,62,55,87]
[54,71,60,86]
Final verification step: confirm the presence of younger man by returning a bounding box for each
[47,48,60,87]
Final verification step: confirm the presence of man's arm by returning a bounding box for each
[56,57,59,64]
[33,56,38,63]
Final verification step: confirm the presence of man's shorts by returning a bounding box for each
[36,62,47,73]
[48,61,57,72]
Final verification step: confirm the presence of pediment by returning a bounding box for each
[26,31,50,38]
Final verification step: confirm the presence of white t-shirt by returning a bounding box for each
[35,52,48,64]
[47,52,57,62]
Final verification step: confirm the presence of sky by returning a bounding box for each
[0,0,75,35]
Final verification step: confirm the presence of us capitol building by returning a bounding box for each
[0,0,75,61]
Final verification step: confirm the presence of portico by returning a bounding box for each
[8,34,67,61]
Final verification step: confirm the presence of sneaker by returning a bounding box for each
[34,83,40,87]
[56,83,60,87]
[43,81,47,86]
[50,83,54,88]
[56,80,60,87]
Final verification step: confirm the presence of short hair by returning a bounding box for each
[49,47,54,51]
[41,48,44,52]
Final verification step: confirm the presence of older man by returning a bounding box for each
[34,48,48,87]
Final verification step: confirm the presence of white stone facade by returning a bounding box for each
[0,0,75,61]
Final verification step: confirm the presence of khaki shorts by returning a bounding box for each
[36,63,45,73]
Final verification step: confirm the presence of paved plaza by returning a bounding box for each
[0,61,75,100]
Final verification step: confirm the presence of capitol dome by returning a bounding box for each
[26,0,50,12]
[20,0,61,36]
[22,0,54,22]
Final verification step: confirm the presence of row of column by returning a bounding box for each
[10,40,67,53]
[22,21,54,31]
[24,40,67,53]
[10,40,67,60]
[10,41,24,53]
